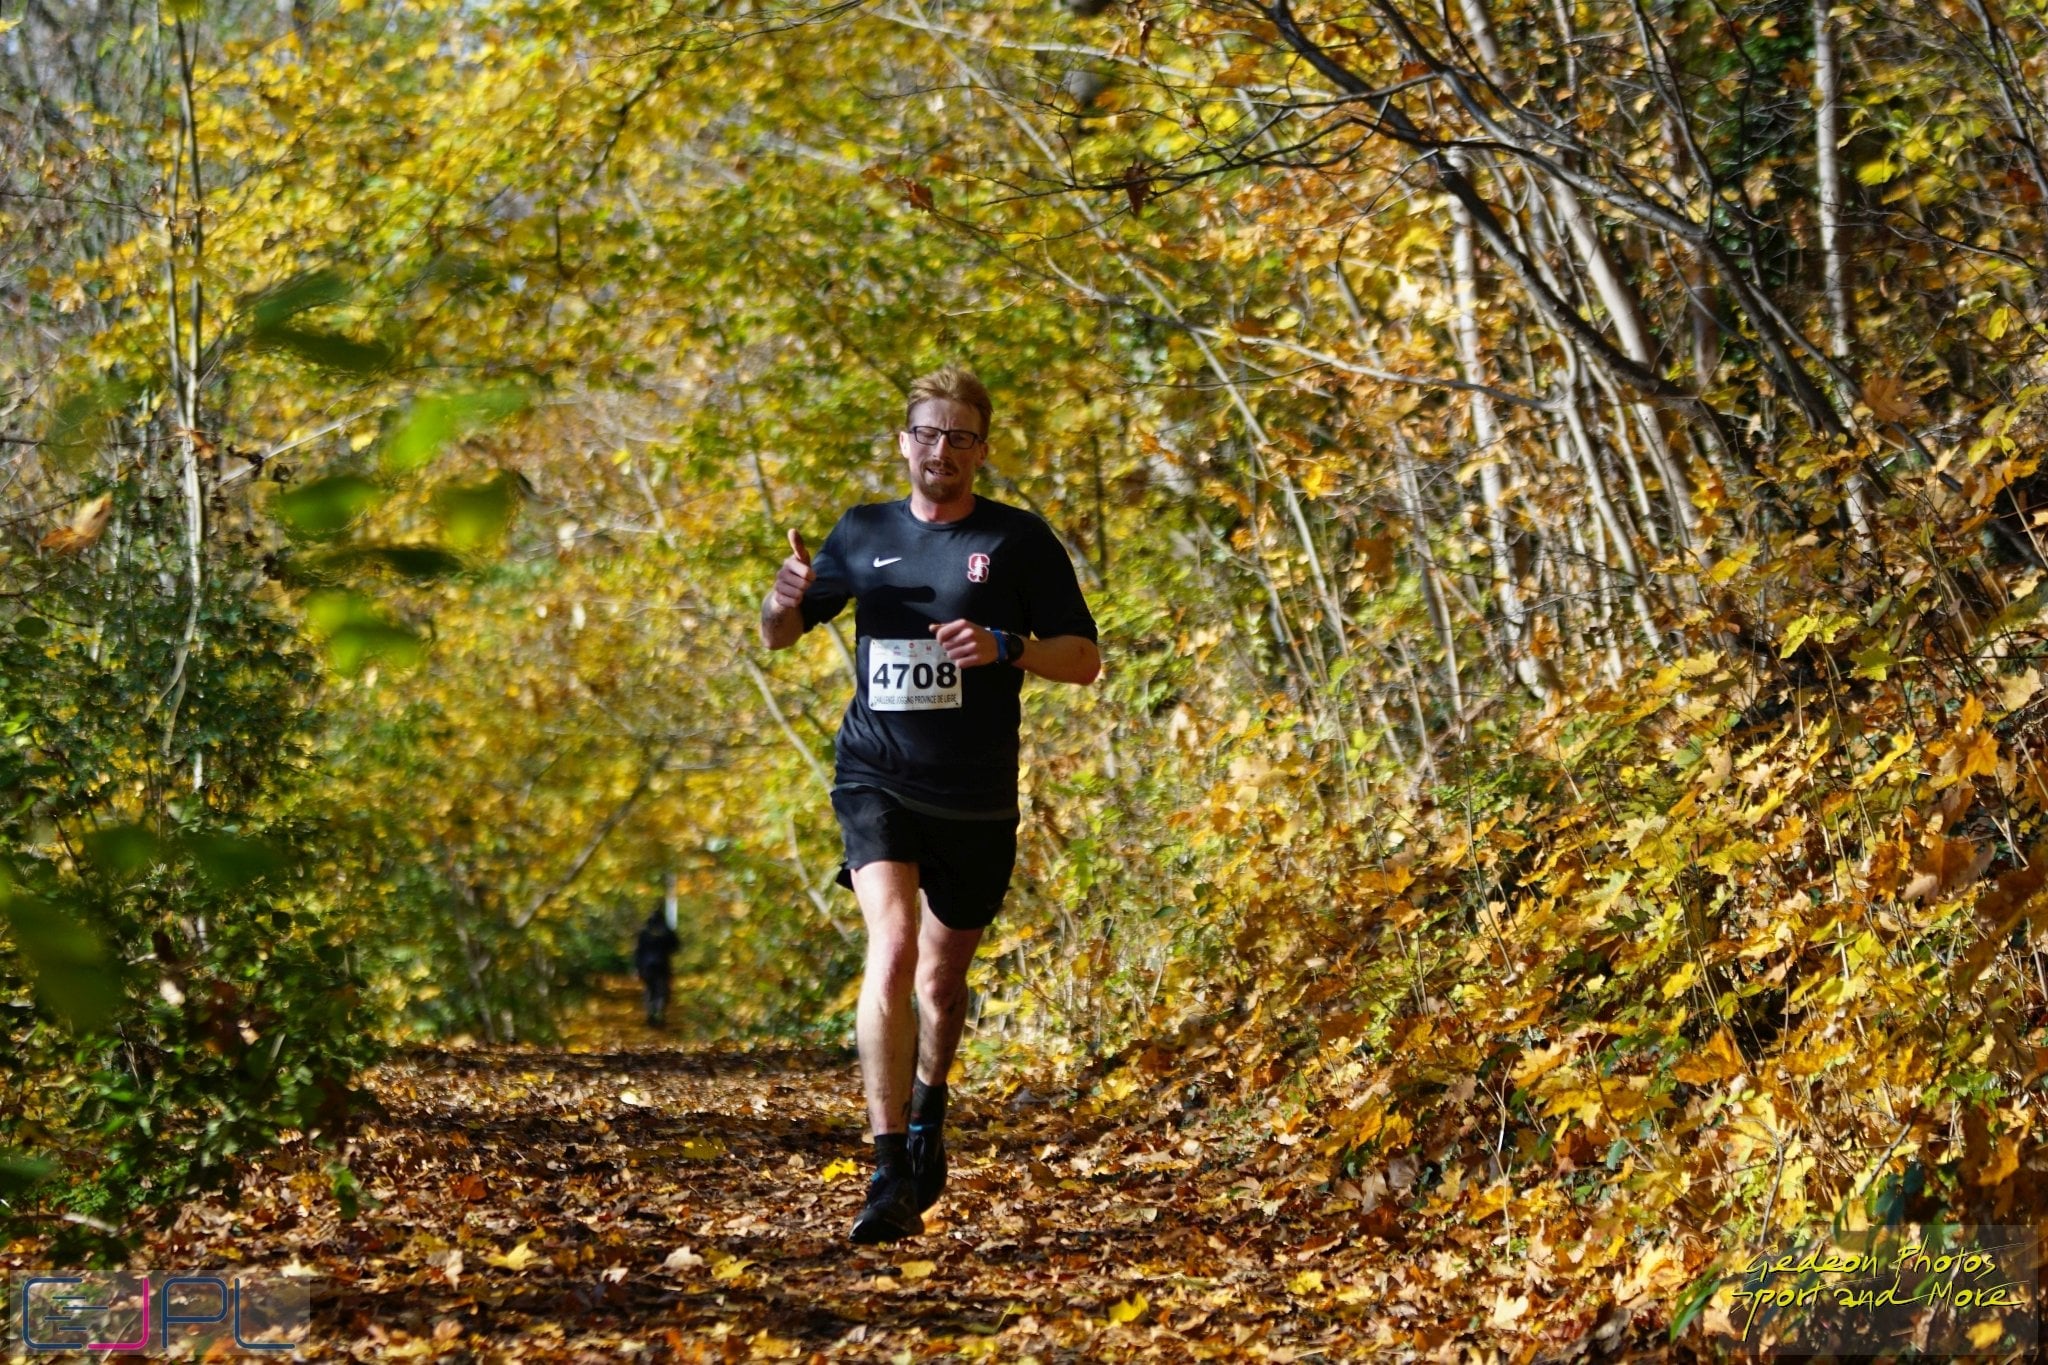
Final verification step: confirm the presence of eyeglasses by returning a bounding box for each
[904,425,986,451]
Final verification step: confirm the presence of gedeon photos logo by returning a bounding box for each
[10,1271,312,1354]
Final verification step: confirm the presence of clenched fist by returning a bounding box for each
[929,618,998,667]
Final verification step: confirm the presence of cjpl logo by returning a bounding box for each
[14,1272,311,1354]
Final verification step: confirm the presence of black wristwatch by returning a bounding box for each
[992,629,1023,665]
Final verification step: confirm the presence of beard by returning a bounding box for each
[914,458,969,501]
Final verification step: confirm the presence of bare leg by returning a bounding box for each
[850,860,921,1136]
[915,909,983,1087]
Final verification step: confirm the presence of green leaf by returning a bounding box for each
[243,270,394,373]
[1851,642,1911,682]
[182,832,286,889]
[299,589,426,674]
[0,1149,56,1197]
[381,388,529,475]
[432,470,522,551]
[313,543,466,581]
[0,891,120,1032]
[325,622,426,676]
[82,823,160,877]
[417,253,497,291]
[328,1160,365,1220]
[1669,1263,1729,1341]
[257,326,396,376]
[43,378,144,470]
[300,588,384,637]
[278,475,385,538]
[12,616,50,640]
[245,270,351,331]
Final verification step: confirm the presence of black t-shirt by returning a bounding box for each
[797,496,1098,814]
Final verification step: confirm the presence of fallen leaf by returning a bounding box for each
[897,1259,936,1281]
[1863,372,1920,424]
[678,1136,726,1160]
[484,1241,537,1271]
[661,1246,703,1272]
[820,1157,859,1182]
[1903,833,1992,903]
[1107,1291,1149,1324]
[40,494,113,554]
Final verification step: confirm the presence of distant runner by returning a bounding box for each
[758,364,1101,1243]
[633,901,680,1028]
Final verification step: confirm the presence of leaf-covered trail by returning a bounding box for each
[174,984,1703,1362]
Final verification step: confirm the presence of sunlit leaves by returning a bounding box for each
[1106,1291,1149,1324]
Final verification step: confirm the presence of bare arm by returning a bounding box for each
[1016,633,1101,685]
[930,620,1102,685]
[759,595,805,650]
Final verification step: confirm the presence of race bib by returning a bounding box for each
[867,638,962,712]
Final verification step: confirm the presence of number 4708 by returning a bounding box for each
[873,660,958,690]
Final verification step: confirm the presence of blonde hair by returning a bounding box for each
[904,364,992,436]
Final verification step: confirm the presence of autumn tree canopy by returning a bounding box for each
[5,0,2048,1340]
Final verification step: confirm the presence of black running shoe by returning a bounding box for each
[849,1168,923,1244]
[906,1123,946,1213]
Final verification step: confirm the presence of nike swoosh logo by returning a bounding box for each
[872,556,903,568]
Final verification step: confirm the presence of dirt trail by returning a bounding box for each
[137,983,1699,1362]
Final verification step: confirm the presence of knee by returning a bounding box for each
[864,935,918,999]
[916,965,968,1016]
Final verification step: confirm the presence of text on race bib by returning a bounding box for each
[867,637,962,712]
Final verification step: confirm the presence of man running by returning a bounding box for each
[758,364,1100,1244]
[633,900,680,1028]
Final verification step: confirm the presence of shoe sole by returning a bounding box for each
[849,1209,923,1244]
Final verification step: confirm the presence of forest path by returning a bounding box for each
[179,983,1697,1362]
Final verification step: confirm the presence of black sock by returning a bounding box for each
[909,1079,947,1131]
[873,1131,908,1173]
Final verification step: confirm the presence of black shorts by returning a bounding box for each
[830,785,1019,932]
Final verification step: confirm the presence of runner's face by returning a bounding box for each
[898,398,985,506]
